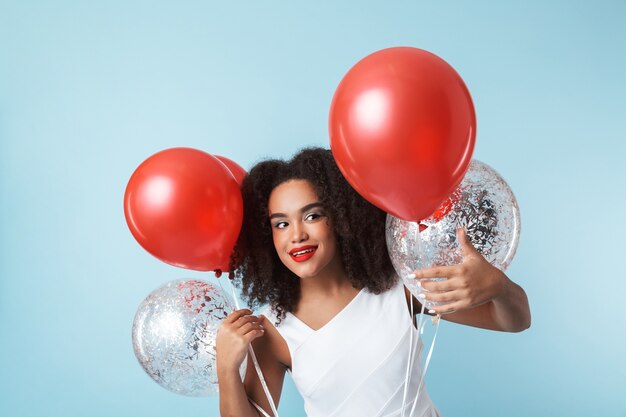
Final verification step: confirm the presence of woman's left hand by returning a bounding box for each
[412,228,506,315]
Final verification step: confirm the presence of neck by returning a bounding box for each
[298,257,353,298]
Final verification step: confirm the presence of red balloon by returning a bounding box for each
[124,148,243,272]
[214,155,247,273]
[329,47,476,221]
[215,155,247,186]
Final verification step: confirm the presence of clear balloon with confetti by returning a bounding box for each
[132,279,244,396]
[386,160,521,309]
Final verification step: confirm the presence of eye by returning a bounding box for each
[273,221,288,229]
[304,212,324,222]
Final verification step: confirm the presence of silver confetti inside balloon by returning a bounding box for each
[132,279,244,396]
[386,160,521,309]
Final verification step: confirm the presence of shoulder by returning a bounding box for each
[259,305,281,325]
[362,272,403,294]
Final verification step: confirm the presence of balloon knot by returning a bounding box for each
[214,269,222,278]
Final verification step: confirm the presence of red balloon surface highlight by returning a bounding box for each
[124,148,243,272]
[329,47,476,221]
[215,155,247,186]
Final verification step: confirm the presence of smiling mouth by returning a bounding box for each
[289,246,318,262]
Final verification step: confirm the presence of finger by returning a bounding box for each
[429,301,462,316]
[420,278,457,293]
[224,309,253,324]
[457,227,478,256]
[412,266,454,280]
[239,321,264,335]
[423,289,463,304]
[243,328,266,344]
[233,315,260,328]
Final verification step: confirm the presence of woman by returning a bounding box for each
[216,148,531,417]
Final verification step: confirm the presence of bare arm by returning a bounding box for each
[217,311,287,417]
[218,364,261,417]
[242,320,287,416]
[424,271,530,332]
[411,229,531,333]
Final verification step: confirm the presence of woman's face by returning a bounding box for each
[268,179,342,280]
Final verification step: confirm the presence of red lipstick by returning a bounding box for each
[289,245,318,262]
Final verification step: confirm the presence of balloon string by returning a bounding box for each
[413,221,428,344]
[401,221,427,417]
[216,278,231,309]
[408,315,441,417]
[247,347,278,417]
[401,295,428,417]
[224,276,280,417]
[400,291,415,417]
[250,399,272,417]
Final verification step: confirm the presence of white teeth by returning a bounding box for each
[293,248,315,256]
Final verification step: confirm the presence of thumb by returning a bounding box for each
[457,227,478,257]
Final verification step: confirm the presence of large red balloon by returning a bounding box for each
[124,148,243,272]
[329,47,476,221]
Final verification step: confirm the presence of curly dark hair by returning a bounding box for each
[230,147,396,322]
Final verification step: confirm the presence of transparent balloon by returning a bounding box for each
[132,279,244,396]
[386,160,521,309]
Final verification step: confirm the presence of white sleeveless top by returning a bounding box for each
[262,278,441,417]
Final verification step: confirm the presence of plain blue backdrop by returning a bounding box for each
[1,1,625,416]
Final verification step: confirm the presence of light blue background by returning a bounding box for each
[1,1,625,416]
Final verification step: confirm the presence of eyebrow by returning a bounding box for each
[269,202,324,220]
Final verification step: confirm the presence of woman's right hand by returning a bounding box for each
[216,309,265,373]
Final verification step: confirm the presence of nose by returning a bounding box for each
[290,221,308,243]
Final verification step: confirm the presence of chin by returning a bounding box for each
[290,267,320,280]
[281,252,339,280]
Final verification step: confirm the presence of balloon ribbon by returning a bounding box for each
[220,276,280,417]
